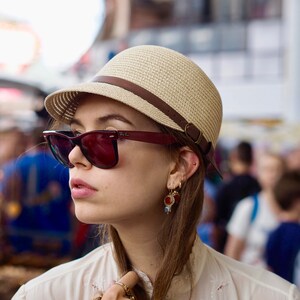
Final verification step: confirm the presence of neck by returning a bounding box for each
[112,215,165,283]
[260,190,281,215]
[231,163,250,175]
[279,210,300,223]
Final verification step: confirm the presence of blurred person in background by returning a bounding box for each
[199,143,225,248]
[1,126,73,258]
[225,152,285,267]
[197,144,223,248]
[265,170,300,287]
[214,140,261,252]
[196,178,217,248]
[0,126,26,167]
[0,127,27,200]
[0,126,27,261]
[286,147,300,171]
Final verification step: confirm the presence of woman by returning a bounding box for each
[225,152,285,267]
[12,46,299,299]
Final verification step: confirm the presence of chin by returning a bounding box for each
[75,210,100,224]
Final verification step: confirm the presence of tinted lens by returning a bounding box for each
[81,132,118,168]
[48,135,74,167]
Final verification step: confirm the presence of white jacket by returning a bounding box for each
[12,237,300,299]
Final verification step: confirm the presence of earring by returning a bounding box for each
[164,190,180,214]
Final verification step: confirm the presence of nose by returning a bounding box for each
[68,145,92,169]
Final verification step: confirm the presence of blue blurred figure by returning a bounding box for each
[1,127,73,257]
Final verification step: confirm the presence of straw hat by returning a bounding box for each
[45,45,223,175]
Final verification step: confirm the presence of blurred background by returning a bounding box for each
[0,0,300,298]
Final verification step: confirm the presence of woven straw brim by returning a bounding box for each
[45,45,222,148]
[45,82,183,132]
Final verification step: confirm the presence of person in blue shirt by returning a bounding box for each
[266,170,300,287]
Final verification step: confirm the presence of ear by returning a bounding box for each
[167,146,200,188]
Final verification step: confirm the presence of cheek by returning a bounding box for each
[114,145,171,201]
[127,142,170,169]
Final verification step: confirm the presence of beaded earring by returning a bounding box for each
[164,189,181,214]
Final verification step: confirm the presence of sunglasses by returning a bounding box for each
[43,130,177,169]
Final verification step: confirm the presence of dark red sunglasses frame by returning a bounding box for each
[43,130,177,169]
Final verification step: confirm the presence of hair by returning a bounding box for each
[235,141,253,165]
[49,119,207,300]
[273,170,300,211]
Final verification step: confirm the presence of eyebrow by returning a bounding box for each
[70,114,134,127]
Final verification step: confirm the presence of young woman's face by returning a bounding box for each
[68,94,173,226]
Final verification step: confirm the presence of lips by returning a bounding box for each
[70,178,97,199]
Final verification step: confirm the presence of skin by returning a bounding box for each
[100,271,139,300]
[224,153,284,260]
[67,94,199,297]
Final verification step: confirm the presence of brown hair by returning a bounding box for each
[101,126,206,299]
[235,141,254,165]
[273,170,300,211]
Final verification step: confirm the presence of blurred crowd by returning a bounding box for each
[0,124,300,289]
[198,139,300,288]
[0,125,100,268]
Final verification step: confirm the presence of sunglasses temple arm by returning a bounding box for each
[119,132,176,145]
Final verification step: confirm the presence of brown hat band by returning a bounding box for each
[92,75,220,176]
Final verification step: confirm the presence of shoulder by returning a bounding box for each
[237,174,260,187]
[229,174,259,188]
[235,195,254,209]
[226,196,255,236]
[204,245,300,299]
[279,222,300,232]
[32,242,113,279]
[229,196,254,220]
[12,243,118,299]
[270,222,300,241]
